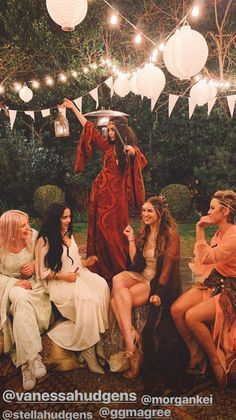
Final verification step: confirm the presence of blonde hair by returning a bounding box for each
[212,190,236,224]
[0,210,32,258]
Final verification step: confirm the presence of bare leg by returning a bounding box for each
[171,288,205,368]
[111,296,124,335]
[185,297,225,386]
[112,273,149,354]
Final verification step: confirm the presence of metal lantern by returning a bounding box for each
[19,84,33,102]
[54,111,70,137]
[46,0,88,31]
[163,25,208,80]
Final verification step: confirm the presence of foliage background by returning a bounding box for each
[0,0,235,216]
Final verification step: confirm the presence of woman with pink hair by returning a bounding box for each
[0,210,51,390]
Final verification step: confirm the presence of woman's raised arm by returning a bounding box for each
[59,98,87,127]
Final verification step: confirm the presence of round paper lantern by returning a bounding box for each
[46,0,88,31]
[130,74,138,95]
[136,63,166,99]
[114,76,130,97]
[19,85,33,102]
[190,80,217,106]
[163,25,208,80]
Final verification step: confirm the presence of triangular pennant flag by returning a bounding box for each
[59,107,66,118]
[41,109,51,118]
[25,111,35,120]
[168,94,179,116]
[90,87,99,109]
[9,110,17,129]
[151,95,160,111]
[207,98,216,116]
[74,97,82,112]
[227,95,236,117]
[105,76,114,97]
[188,97,196,119]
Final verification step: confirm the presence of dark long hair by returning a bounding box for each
[37,202,73,272]
[136,195,177,256]
[107,116,137,173]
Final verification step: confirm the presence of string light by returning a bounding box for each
[158,43,165,52]
[14,82,22,92]
[110,14,118,25]
[71,70,78,77]
[45,76,54,86]
[32,80,40,89]
[59,73,67,82]
[134,33,142,44]
[0,85,5,94]
[191,6,200,17]
[83,67,89,74]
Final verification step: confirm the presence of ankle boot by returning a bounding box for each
[80,346,105,374]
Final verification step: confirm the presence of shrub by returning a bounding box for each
[33,185,65,217]
[160,184,192,221]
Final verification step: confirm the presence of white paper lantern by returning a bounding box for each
[46,0,88,31]
[19,85,33,103]
[136,63,166,99]
[190,80,217,106]
[114,76,130,97]
[163,25,208,80]
[130,74,138,95]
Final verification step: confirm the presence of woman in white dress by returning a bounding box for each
[0,210,51,390]
[35,202,110,374]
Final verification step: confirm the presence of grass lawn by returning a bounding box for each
[70,221,216,259]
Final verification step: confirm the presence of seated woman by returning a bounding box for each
[111,195,182,378]
[0,210,51,390]
[171,190,236,387]
[35,202,110,374]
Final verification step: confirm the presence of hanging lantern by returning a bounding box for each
[46,0,88,31]
[113,75,131,97]
[19,84,33,102]
[190,80,217,106]
[54,111,70,137]
[136,63,166,99]
[163,25,208,80]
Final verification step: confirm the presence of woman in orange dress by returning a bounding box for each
[171,190,236,387]
[60,99,147,282]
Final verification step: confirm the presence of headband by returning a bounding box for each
[217,199,236,215]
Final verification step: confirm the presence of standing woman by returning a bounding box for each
[60,99,147,282]
[35,202,110,374]
[111,195,181,377]
[171,190,236,386]
[0,210,51,390]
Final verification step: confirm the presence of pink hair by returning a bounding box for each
[0,210,32,258]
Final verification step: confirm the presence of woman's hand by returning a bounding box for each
[197,215,213,229]
[62,272,77,282]
[123,225,134,242]
[59,98,75,110]
[150,295,161,306]
[20,262,34,278]
[15,280,32,289]
[124,145,136,156]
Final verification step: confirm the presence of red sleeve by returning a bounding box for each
[126,147,148,210]
[74,121,107,174]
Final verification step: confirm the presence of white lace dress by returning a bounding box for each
[0,229,51,367]
[36,235,110,351]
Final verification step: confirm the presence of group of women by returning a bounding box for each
[0,98,235,391]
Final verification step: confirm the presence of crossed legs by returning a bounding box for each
[111,272,150,355]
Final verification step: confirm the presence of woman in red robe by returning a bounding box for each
[60,99,147,282]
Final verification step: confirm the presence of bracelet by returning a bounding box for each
[128,239,135,242]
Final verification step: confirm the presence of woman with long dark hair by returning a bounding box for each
[35,202,110,374]
[111,195,182,378]
[171,190,236,387]
[60,99,147,282]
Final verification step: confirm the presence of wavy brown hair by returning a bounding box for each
[107,116,137,173]
[212,189,236,224]
[135,195,177,256]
